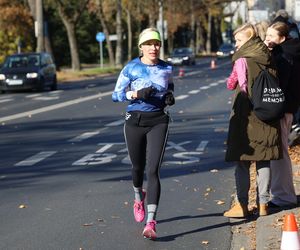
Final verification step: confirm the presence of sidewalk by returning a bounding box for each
[230,145,300,250]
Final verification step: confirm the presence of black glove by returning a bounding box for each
[137,87,154,100]
[164,92,175,106]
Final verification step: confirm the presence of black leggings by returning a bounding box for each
[124,113,169,205]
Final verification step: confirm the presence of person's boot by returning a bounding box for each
[223,203,249,218]
[259,204,268,216]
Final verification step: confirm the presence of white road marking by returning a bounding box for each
[0,98,13,103]
[209,82,219,86]
[176,95,189,100]
[196,140,209,151]
[105,119,124,127]
[200,86,210,90]
[33,96,60,101]
[49,90,63,94]
[188,90,200,94]
[69,128,107,142]
[15,151,57,166]
[214,128,228,132]
[26,94,41,98]
[0,90,112,123]
[184,70,203,76]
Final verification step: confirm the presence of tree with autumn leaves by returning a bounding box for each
[0,0,241,71]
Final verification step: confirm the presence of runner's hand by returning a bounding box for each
[137,87,154,100]
[164,92,175,106]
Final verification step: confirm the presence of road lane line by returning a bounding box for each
[105,119,124,127]
[176,95,189,100]
[68,128,107,142]
[26,94,41,98]
[15,151,57,166]
[33,96,60,101]
[0,91,112,123]
[196,140,209,151]
[188,90,200,94]
[200,86,210,90]
[0,98,13,103]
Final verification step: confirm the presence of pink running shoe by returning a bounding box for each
[133,191,146,222]
[143,220,157,240]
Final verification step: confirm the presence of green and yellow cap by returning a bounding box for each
[138,31,161,47]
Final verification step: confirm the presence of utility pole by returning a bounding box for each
[158,0,164,59]
[36,0,44,52]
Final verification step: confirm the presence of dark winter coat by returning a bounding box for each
[225,36,282,161]
[272,38,300,114]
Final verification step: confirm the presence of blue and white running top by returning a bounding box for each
[112,57,174,112]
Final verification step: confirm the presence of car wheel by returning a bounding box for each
[51,75,57,91]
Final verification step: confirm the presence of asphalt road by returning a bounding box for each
[0,57,240,250]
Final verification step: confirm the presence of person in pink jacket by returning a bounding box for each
[227,58,248,93]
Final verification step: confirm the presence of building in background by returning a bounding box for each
[226,0,300,23]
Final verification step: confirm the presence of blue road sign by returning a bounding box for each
[96,32,105,42]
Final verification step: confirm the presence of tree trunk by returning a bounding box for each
[206,11,212,54]
[126,8,132,61]
[115,0,122,67]
[59,13,81,70]
[44,21,54,58]
[28,0,54,59]
[189,0,195,52]
[168,33,174,54]
[96,0,115,66]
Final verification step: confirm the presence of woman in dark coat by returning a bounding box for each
[264,21,300,208]
[224,23,281,218]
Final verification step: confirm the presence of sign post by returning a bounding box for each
[96,32,106,68]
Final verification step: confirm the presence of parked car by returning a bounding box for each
[0,52,57,93]
[167,47,196,65]
[216,43,235,58]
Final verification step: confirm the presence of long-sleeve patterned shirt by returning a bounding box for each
[112,57,174,112]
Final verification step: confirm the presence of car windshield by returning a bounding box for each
[173,48,193,55]
[3,54,40,68]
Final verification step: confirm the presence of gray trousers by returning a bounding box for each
[235,161,270,205]
[270,113,297,205]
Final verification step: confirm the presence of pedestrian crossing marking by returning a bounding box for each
[15,151,57,166]
[69,128,107,142]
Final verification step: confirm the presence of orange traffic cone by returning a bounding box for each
[178,68,184,77]
[211,59,216,69]
[281,213,300,250]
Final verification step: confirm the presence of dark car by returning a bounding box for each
[0,52,57,93]
[216,43,235,58]
[167,47,196,65]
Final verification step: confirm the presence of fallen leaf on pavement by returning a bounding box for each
[215,200,225,205]
[83,223,93,227]
[19,204,27,209]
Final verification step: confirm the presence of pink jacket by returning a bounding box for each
[227,58,248,93]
